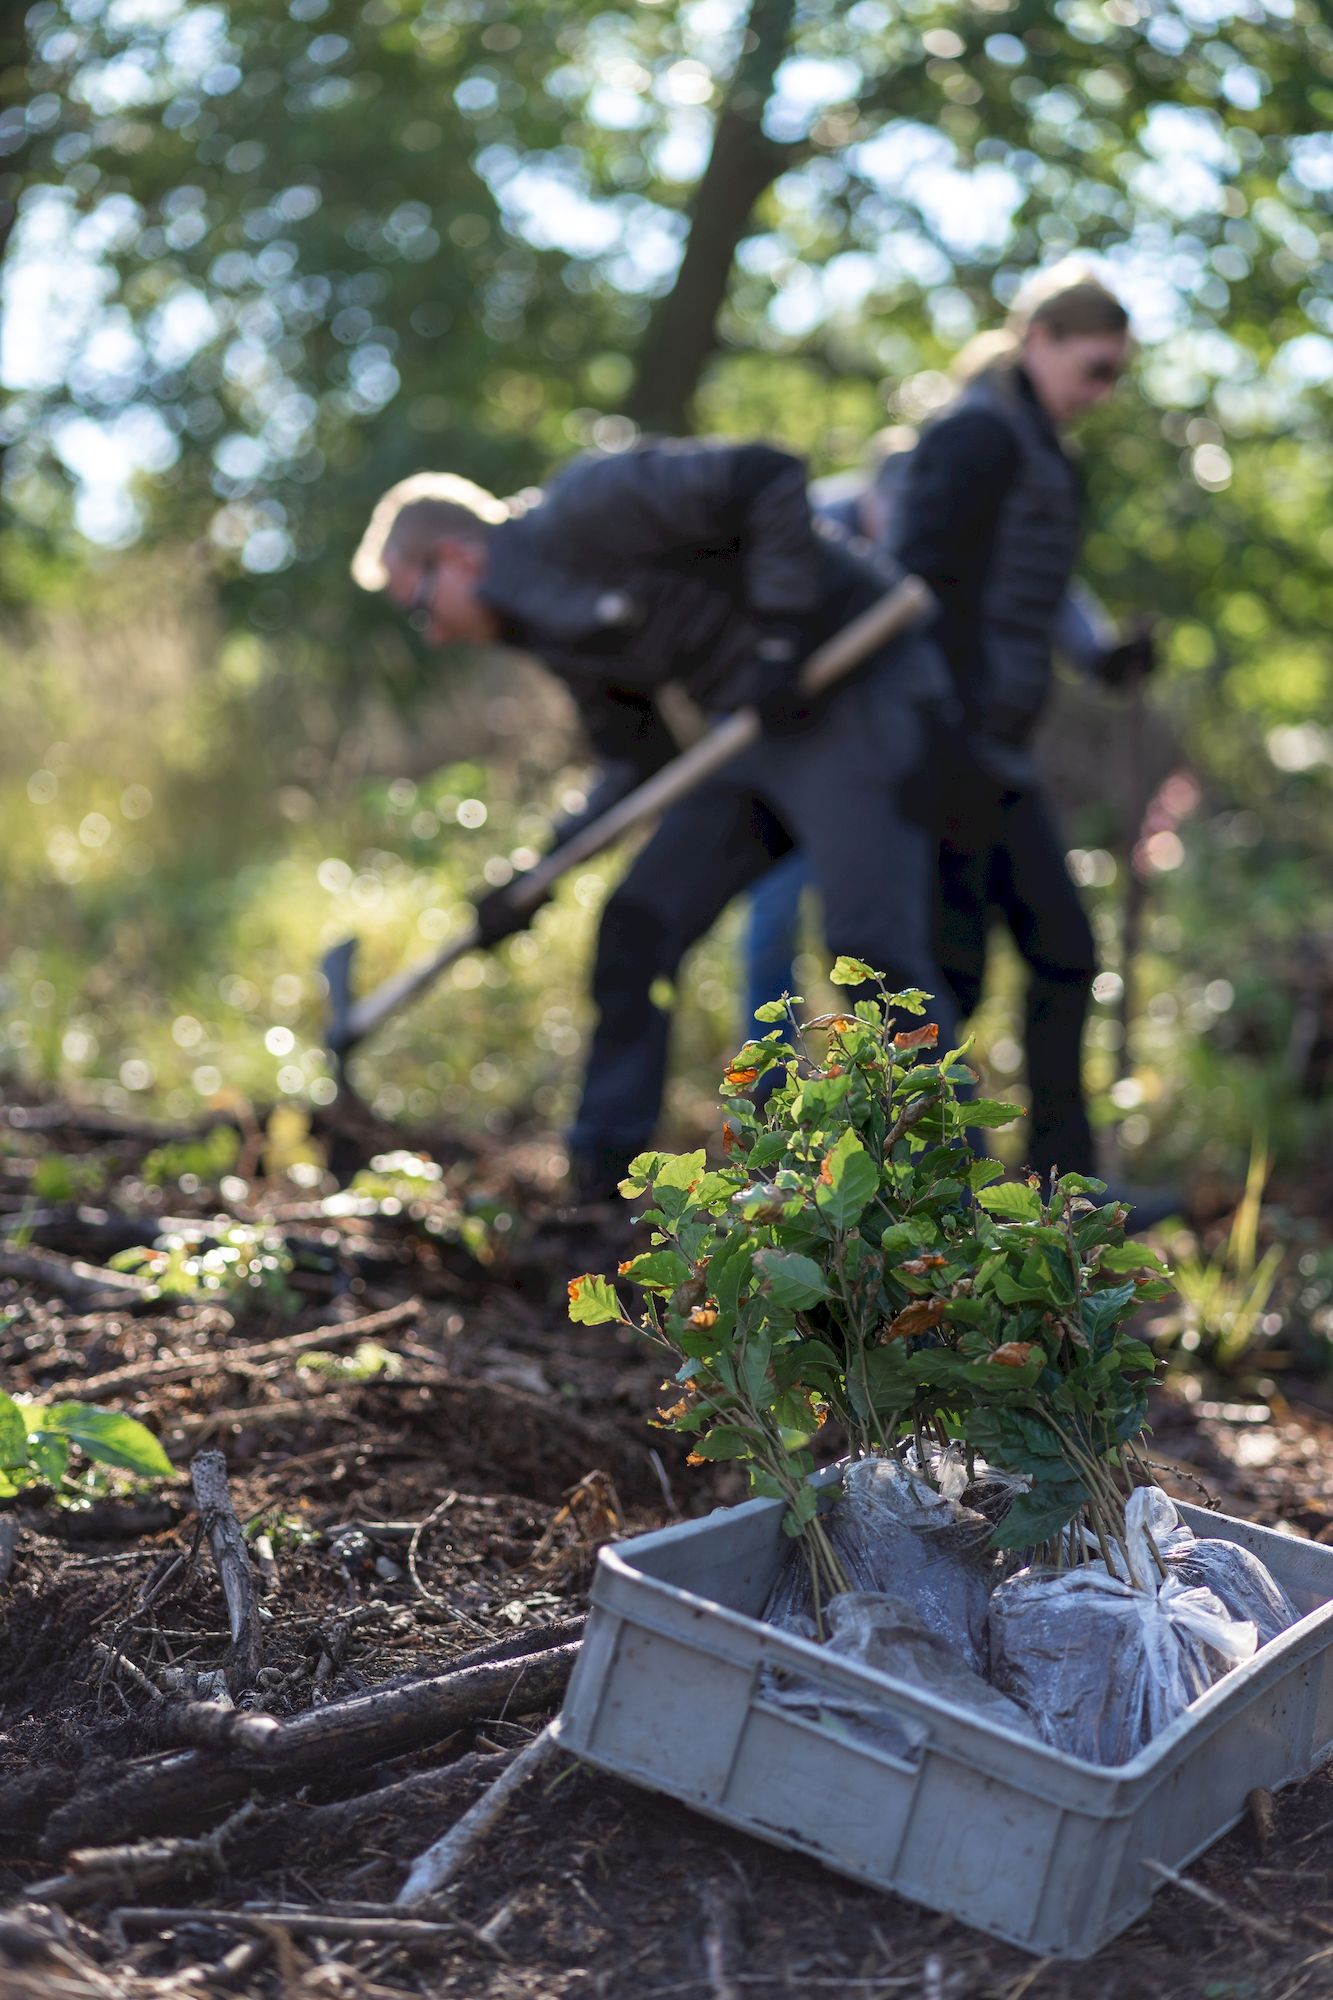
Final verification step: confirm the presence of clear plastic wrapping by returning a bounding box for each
[762,1455,1001,1675]
[764,1591,1036,1757]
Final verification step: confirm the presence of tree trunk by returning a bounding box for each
[625,0,797,436]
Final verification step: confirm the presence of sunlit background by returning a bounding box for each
[1,0,1331,1200]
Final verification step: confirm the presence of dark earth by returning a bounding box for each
[1,1095,1331,2000]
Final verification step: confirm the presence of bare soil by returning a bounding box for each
[1,1098,1331,2000]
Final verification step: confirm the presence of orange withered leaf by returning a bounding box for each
[899,1253,948,1275]
[722,1122,740,1155]
[725,1065,760,1088]
[989,1341,1037,1367]
[827,1015,856,1032]
[883,1298,946,1341]
[818,1155,835,1186]
[894,1022,939,1052]
[688,1305,719,1330]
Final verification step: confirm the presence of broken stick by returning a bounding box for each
[397,1722,560,1906]
[190,1449,263,1691]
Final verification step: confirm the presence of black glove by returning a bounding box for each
[744,622,814,736]
[471,878,547,947]
[1100,623,1158,689]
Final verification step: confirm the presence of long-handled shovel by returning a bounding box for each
[321,574,933,1060]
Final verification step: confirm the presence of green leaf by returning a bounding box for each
[969,1157,1007,1191]
[990,1479,1088,1551]
[752,999,790,1023]
[965,1099,1026,1128]
[689,1424,758,1462]
[26,1434,70,1484]
[1098,1242,1170,1274]
[829,955,876,987]
[620,1151,666,1196]
[710,1233,755,1318]
[567,1273,624,1325]
[753,1249,828,1311]
[655,1150,708,1193]
[1081,1280,1140,1343]
[977,1182,1043,1222]
[38,1403,173,1479]
[783,1482,820,1535]
[739,1329,773,1405]
[814,1127,879,1231]
[617,1249,692,1294]
[0,1392,28,1472]
[1056,1172,1107,1197]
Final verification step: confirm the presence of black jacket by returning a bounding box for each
[478,437,907,775]
[889,367,1082,761]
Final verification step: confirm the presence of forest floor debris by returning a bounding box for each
[3,1099,1333,1997]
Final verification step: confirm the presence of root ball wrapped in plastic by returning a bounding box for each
[765,1591,1037,1757]
[1117,1487,1299,1646]
[989,1563,1257,1765]
[763,1455,1000,1674]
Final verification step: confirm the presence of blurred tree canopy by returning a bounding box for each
[0,0,1331,1158]
[4,0,1331,680]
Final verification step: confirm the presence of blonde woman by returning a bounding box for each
[887,266,1157,1188]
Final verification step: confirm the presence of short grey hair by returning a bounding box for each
[351,471,510,591]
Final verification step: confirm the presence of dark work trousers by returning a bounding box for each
[937,771,1097,1180]
[571,659,956,1162]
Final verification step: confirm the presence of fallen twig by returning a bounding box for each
[21,1802,260,1911]
[1143,1856,1293,1944]
[71,1297,420,1400]
[0,1519,19,1588]
[0,1245,149,1307]
[111,1904,460,1945]
[397,1722,560,1905]
[190,1449,263,1691]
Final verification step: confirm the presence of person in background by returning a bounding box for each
[745,266,1162,1194]
[892,263,1159,1186]
[352,437,955,1203]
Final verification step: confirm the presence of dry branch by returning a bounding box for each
[111,1905,459,1945]
[21,1803,259,1911]
[397,1723,559,1905]
[189,1450,263,1690]
[71,1296,420,1401]
[0,1247,149,1308]
[0,1521,19,1588]
[40,1641,579,1854]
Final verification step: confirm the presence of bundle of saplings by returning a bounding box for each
[570,961,1299,1766]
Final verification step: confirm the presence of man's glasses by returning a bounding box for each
[1081,358,1122,386]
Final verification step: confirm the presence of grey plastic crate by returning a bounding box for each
[558,1486,1333,1958]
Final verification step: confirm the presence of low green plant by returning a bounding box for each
[31,1151,110,1204]
[142,1125,240,1188]
[342,1150,502,1261]
[1166,1138,1282,1371]
[0,1392,173,1498]
[295,1339,401,1383]
[110,1221,298,1312]
[570,960,1173,1604]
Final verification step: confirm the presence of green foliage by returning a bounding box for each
[295,1340,400,1385]
[0,1391,172,1499]
[31,1152,109,1204]
[111,1222,298,1314]
[143,1126,240,1190]
[571,974,1172,1592]
[1162,1139,1283,1371]
[343,1149,503,1262]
